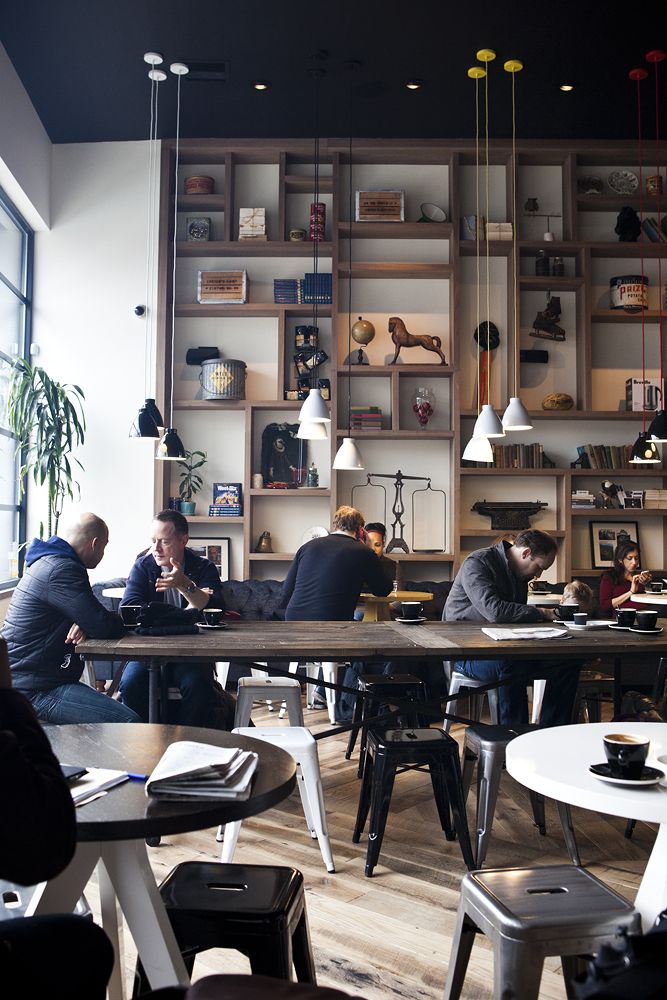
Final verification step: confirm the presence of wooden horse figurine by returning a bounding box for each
[388,316,448,365]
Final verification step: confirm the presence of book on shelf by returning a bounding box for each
[273,278,303,304]
[641,218,662,243]
[146,741,258,800]
[489,442,550,469]
[210,483,243,516]
[577,443,635,469]
[302,272,332,304]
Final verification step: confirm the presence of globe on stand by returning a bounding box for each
[350,316,376,365]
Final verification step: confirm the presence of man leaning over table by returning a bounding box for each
[444,529,581,728]
[1,513,140,724]
[119,509,233,727]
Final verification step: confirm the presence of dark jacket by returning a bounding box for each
[282,533,393,621]
[2,537,125,694]
[0,688,76,884]
[444,540,547,624]
[122,548,225,609]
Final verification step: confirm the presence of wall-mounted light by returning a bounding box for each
[559,84,574,92]
[405,79,423,91]
[253,80,270,91]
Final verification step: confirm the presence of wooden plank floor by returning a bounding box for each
[89,701,654,999]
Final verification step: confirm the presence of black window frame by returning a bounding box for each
[0,186,33,588]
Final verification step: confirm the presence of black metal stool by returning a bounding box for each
[132,862,316,995]
[352,727,475,877]
[461,723,581,867]
[344,673,426,777]
[444,865,639,1000]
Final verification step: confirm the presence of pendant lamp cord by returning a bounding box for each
[145,72,159,400]
[475,76,481,416]
[510,68,519,398]
[635,73,646,433]
[170,71,183,427]
[348,131,353,433]
[311,65,321,392]
[484,66,491,407]
[652,56,664,404]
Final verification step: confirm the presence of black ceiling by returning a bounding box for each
[1,1,664,144]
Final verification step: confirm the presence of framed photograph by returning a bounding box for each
[189,537,231,582]
[355,190,404,223]
[589,521,639,569]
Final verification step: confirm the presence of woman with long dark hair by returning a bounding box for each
[599,538,652,614]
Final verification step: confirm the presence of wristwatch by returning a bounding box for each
[185,580,197,593]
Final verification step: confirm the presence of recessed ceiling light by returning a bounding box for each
[254,81,270,91]
[560,83,574,92]
[406,79,423,90]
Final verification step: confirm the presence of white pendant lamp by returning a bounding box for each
[462,434,494,463]
[157,60,190,460]
[502,57,533,432]
[297,419,328,440]
[333,131,365,471]
[474,402,505,438]
[333,436,364,470]
[298,387,330,425]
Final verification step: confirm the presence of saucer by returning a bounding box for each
[395,616,427,624]
[564,620,615,630]
[629,626,663,635]
[197,622,229,631]
[608,623,631,631]
[589,762,664,786]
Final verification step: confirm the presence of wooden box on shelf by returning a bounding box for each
[197,270,247,304]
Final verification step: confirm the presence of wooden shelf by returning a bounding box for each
[577,194,664,212]
[459,467,565,475]
[284,175,333,193]
[337,365,454,376]
[250,488,331,498]
[338,430,454,440]
[175,304,332,318]
[569,468,667,476]
[591,309,663,323]
[337,222,453,240]
[248,552,295,560]
[390,553,455,562]
[338,262,452,279]
[460,410,652,421]
[519,276,584,292]
[571,508,664,517]
[173,399,314,412]
[459,241,513,257]
[461,529,566,538]
[177,241,333,258]
[187,515,244,524]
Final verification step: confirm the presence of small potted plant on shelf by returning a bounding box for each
[177,449,207,515]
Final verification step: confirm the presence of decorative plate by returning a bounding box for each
[607,170,639,195]
[564,620,616,630]
[301,525,329,545]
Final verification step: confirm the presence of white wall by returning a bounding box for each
[32,141,157,579]
[0,43,51,229]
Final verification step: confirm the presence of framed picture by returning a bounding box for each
[589,521,639,569]
[189,537,231,582]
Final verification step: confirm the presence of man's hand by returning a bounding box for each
[66,625,87,645]
[540,608,560,621]
[0,637,11,689]
[155,558,188,592]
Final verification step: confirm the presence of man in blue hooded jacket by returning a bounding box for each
[1,512,140,723]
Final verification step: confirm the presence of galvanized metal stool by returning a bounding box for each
[234,676,304,727]
[461,723,581,867]
[345,673,426,777]
[353,727,475,876]
[443,663,500,733]
[444,865,639,1000]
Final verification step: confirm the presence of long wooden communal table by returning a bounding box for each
[78,620,667,722]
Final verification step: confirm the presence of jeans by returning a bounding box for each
[454,658,582,728]
[119,660,216,725]
[29,682,141,724]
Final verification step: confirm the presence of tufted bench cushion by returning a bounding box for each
[221,579,285,620]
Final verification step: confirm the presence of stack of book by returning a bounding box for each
[644,489,667,509]
[273,278,303,304]
[484,221,513,241]
[146,741,258,801]
[576,444,635,469]
[303,272,332,304]
[571,489,596,508]
[489,443,550,468]
[209,482,243,517]
[350,405,382,431]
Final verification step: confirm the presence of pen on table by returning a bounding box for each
[127,772,148,781]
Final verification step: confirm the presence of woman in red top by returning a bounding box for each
[599,539,652,614]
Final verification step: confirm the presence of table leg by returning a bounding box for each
[100,839,190,991]
[633,822,667,931]
[98,859,126,1000]
[362,604,381,623]
[148,658,160,723]
[25,841,99,915]
[613,657,622,717]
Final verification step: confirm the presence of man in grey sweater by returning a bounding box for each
[444,529,580,727]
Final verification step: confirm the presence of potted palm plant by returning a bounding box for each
[7,359,86,538]
[178,449,207,514]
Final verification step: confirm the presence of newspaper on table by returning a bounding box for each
[146,741,258,800]
[482,627,571,641]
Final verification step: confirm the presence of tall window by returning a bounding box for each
[0,188,33,587]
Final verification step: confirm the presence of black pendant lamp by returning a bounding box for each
[156,426,186,459]
[130,399,164,438]
[631,430,660,463]
[647,50,666,441]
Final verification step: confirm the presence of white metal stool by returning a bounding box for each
[234,676,304,727]
[221,726,336,873]
[443,663,500,732]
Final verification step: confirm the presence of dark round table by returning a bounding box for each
[36,723,296,998]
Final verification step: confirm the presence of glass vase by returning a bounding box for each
[412,386,436,430]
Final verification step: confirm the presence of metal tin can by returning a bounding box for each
[199,359,247,399]
[610,275,648,312]
[184,175,215,195]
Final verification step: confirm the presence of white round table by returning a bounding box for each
[632,593,667,606]
[506,722,667,929]
[102,586,126,600]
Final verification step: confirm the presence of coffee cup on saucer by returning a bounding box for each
[203,608,224,626]
[646,581,663,594]
[555,603,578,621]
[616,608,636,627]
[635,610,658,631]
[572,612,588,626]
[603,732,649,779]
[119,604,142,626]
[401,602,423,620]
